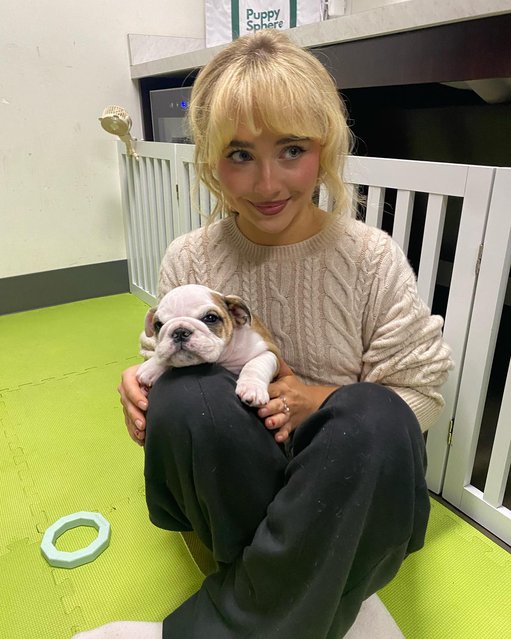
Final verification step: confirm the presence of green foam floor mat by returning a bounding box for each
[1,293,510,638]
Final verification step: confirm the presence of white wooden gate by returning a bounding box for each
[442,168,511,545]
[118,142,511,545]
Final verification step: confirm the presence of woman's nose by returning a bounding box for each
[253,161,281,197]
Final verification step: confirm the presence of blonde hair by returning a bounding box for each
[188,30,353,220]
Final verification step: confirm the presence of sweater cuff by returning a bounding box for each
[139,331,156,361]
[392,387,446,433]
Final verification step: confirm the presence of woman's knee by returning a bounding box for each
[144,362,280,461]
[145,363,236,439]
[292,382,427,492]
[325,382,424,453]
[328,383,429,538]
[324,383,429,543]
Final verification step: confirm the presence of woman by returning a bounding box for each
[79,30,452,639]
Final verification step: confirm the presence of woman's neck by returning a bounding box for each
[234,204,329,246]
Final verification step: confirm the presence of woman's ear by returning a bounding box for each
[223,295,252,326]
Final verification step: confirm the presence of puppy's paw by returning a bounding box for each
[136,369,155,388]
[136,360,164,388]
[236,380,270,407]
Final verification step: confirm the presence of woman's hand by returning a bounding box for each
[257,359,339,443]
[117,364,148,446]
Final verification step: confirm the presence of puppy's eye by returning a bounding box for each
[202,313,221,325]
[153,320,164,334]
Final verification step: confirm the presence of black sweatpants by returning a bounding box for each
[144,364,430,639]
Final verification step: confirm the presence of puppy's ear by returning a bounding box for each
[223,295,252,326]
[144,307,158,337]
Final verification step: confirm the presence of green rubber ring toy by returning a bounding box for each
[40,511,111,569]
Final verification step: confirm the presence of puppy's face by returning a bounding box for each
[145,285,251,368]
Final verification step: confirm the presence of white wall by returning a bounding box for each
[0,0,204,279]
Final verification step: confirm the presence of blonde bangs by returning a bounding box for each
[205,65,330,163]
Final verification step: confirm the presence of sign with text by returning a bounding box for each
[206,1,325,48]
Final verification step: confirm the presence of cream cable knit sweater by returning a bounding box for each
[140,214,453,431]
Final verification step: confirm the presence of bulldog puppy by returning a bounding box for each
[136,284,280,406]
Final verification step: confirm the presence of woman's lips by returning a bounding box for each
[251,199,290,215]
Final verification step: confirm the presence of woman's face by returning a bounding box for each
[216,124,325,245]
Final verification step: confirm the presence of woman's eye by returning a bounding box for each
[154,320,164,333]
[227,150,252,163]
[283,145,305,159]
[202,313,220,325]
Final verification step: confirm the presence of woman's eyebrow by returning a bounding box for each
[276,136,310,144]
[227,140,254,149]
[226,136,310,149]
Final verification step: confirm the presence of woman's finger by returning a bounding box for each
[263,412,294,443]
[258,394,287,419]
[122,366,148,410]
[275,422,293,443]
[118,365,148,446]
[121,403,144,445]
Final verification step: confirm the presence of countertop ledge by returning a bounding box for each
[130,0,511,79]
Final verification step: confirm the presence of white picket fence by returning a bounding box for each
[118,141,511,546]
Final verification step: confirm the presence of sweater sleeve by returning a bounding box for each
[139,234,191,359]
[360,233,454,431]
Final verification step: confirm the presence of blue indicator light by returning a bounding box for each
[180,101,188,109]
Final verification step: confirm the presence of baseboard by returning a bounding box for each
[0,260,130,315]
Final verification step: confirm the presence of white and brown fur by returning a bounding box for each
[136,284,280,406]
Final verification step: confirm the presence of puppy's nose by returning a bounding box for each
[172,327,192,343]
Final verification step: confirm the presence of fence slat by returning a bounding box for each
[483,360,511,508]
[417,193,447,308]
[132,159,149,292]
[392,190,414,253]
[122,156,139,288]
[147,157,160,295]
[161,159,174,249]
[188,163,202,230]
[365,186,384,228]
[152,158,166,264]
